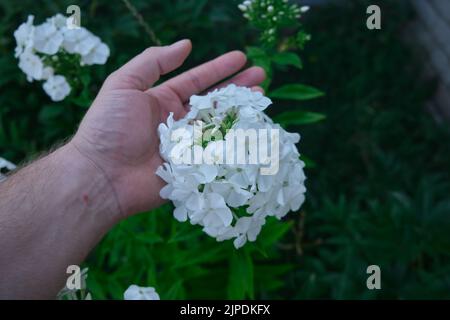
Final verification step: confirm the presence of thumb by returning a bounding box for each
[104,39,192,91]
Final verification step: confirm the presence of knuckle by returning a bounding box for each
[144,46,159,56]
[121,73,147,90]
[188,71,203,92]
[106,69,123,85]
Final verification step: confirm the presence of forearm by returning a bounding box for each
[0,142,121,299]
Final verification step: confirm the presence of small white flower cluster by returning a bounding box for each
[238,0,310,47]
[124,285,160,300]
[14,14,110,101]
[239,0,310,21]
[157,85,306,249]
[0,157,16,182]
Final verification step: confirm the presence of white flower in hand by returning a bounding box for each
[157,84,306,249]
[201,193,234,237]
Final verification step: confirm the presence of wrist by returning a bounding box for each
[0,142,123,298]
[70,133,161,218]
[58,142,123,226]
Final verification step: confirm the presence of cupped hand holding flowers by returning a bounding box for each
[71,39,267,219]
[0,39,265,299]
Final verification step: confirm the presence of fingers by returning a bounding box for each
[104,39,192,91]
[156,50,247,102]
[208,66,266,92]
[182,85,265,109]
[182,67,265,109]
[251,86,264,94]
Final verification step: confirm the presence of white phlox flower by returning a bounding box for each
[33,21,64,55]
[43,75,71,102]
[81,41,110,65]
[157,84,307,249]
[14,15,35,58]
[13,13,109,101]
[18,49,45,82]
[0,157,16,182]
[124,285,160,300]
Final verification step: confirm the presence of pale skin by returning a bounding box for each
[0,39,265,299]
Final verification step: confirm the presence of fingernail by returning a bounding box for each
[255,66,266,79]
[171,39,191,48]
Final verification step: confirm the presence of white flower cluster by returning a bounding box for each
[0,157,16,182]
[124,285,160,300]
[14,14,110,101]
[238,0,310,47]
[157,85,306,249]
[239,0,310,20]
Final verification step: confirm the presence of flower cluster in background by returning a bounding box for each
[14,14,110,101]
[0,157,16,182]
[239,0,310,49]
[124,285,160,300]
[157,85,306,249]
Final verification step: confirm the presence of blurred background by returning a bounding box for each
[0,0,449,299]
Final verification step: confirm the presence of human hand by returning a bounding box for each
[70,40,266,218]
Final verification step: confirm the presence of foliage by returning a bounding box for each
[242,0,325,146]
[239,0,310,50]
[286,1,450,299]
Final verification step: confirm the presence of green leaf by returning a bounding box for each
[254,264,294,292]
[259,219,293,247]
[168,225,203,243]
[251,242,268,258]
[246,46,267,60]
[80,73,91,86]
[134,233,163,245]
[71,89,92,108]
[272,52,303,69]
[270,84,324,100]
[164,280,185,299]
[227,249,254,299]
[85,270,105,300]
[38,105,65,122]
[274,111,326,126]
[172,246,225,269]
[300,154,317,168]
[246,46,272,90]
